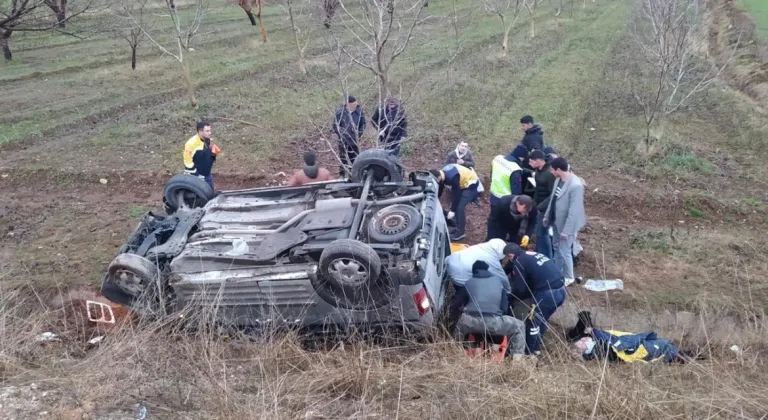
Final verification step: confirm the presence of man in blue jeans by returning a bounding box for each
[528,150,556,257]
[503,243,566,355]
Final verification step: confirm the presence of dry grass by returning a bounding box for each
[1,281,768,420]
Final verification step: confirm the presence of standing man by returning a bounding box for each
[503,243,566,356]
[184,121,220,192]
[371,98,408,157]
[287,151,335,186]
[528,150,557,257]
[449,260,526,361]
[430,164,479,241]
[333,96,366,176]
[519,115,544,152]
[544,157,586,286]
[485,194,537,245]
[488,151,525,207]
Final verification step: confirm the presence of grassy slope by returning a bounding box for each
[743,0,768,37]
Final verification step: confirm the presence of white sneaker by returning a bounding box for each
[565,277,575,287]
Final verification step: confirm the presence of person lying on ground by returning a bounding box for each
[430,164,479,241]
[444,238,508,287]
[287,151,335,186]
[449,260,526,361]
[486,194,537,244]
[503,243,566,356]
[566,311,700,364]
[445,141,475,168]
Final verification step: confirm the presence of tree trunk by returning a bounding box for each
[499,15,508,56]
[48,0,67,28]
[287,1,306,74]
[245,11,257,26]
[181,61,198,109]
[530,18,535,38]
[256,0,267,43]
[1,30,12,61]
[131,46,137,70]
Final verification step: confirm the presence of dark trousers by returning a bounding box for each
[380,136,401,157]
[453,188,479,236]
[525,286,566,354]
[485,216,510,242]
[338,142,360,176]
[535,212,553,258]
[203,174,214,192]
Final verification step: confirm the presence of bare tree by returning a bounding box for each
[281,0,312,73]
[1,0,95,61]
[479,0,521,56]
[630,0,737,147]
[523,0,534,38]
[45,0,66,27]
[111,0,154,70]
[128,0,207,108]
[325,0,430,103]
[237,0,267,42]
[322,0,338,29]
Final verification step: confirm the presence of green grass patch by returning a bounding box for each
[629,229,671,253]
[743,0,768,38]
[658,152,714,175]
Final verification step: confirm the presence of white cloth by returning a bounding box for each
[445,239,507,286]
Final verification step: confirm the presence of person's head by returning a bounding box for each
[303,151,317,167]
[197,121,212,139]
[346,95,358,112]
[511,144,528,163]
[429,169,444,182]
[550,157,570,178]
[511,195,533,215]
[386,97,398,110]
[472,260,490,275]
[528,150,547,170]
[503,243,521,261]
[520,115,534,132]
[456,141,469,154]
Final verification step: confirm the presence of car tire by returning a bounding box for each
[314,239,391,309]
[106,253,160,297]
[367,204,422,243]
[351,149,404,185]
[163,174,214,213]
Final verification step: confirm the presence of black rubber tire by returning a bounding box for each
[350,149,404,184]
[163,174,214,212]
[314,239,391,310]
[367,204,423,243]
[106,253,160,297]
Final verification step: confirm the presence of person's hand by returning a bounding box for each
[457,158,464,164]
[447,211,455,220]
[211,144,221,156]
[542,217,548,226]
[560,232,568,240]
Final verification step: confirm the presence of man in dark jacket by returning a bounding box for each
[183,121,220,192]
[371,98,408,157]
[520,115,544,152]
[431,164,479,241]
[486,195,537,244]
[449,260,526,360]
[503,243,566,356]
[528,150,557,257]
[333,96,366,176]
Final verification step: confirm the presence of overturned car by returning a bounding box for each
[101,150,453,330]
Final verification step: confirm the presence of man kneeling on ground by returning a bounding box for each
[449,260,526,361]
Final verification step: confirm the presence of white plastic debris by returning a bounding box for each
[583,279,624,292]
[225,238,250,256]
[35,332,59,342]
[88,336,105,345]
[730,345,742,355]
[99,178,108,185]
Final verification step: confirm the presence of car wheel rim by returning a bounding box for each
[377,211,410,235]
[328,258,369,286]
[114,269,145,295]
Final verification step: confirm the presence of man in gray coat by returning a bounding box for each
[542,157,585,286]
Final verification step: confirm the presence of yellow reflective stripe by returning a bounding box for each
[183,135,204,171]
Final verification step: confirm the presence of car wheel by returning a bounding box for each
[367,204,422,243]
[314,239,391,309]
[163,174,214,213]
[351,149,404,186]
[106,253,160,297]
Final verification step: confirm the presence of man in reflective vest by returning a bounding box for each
[430,164,479,241]
[489,152,524,207]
